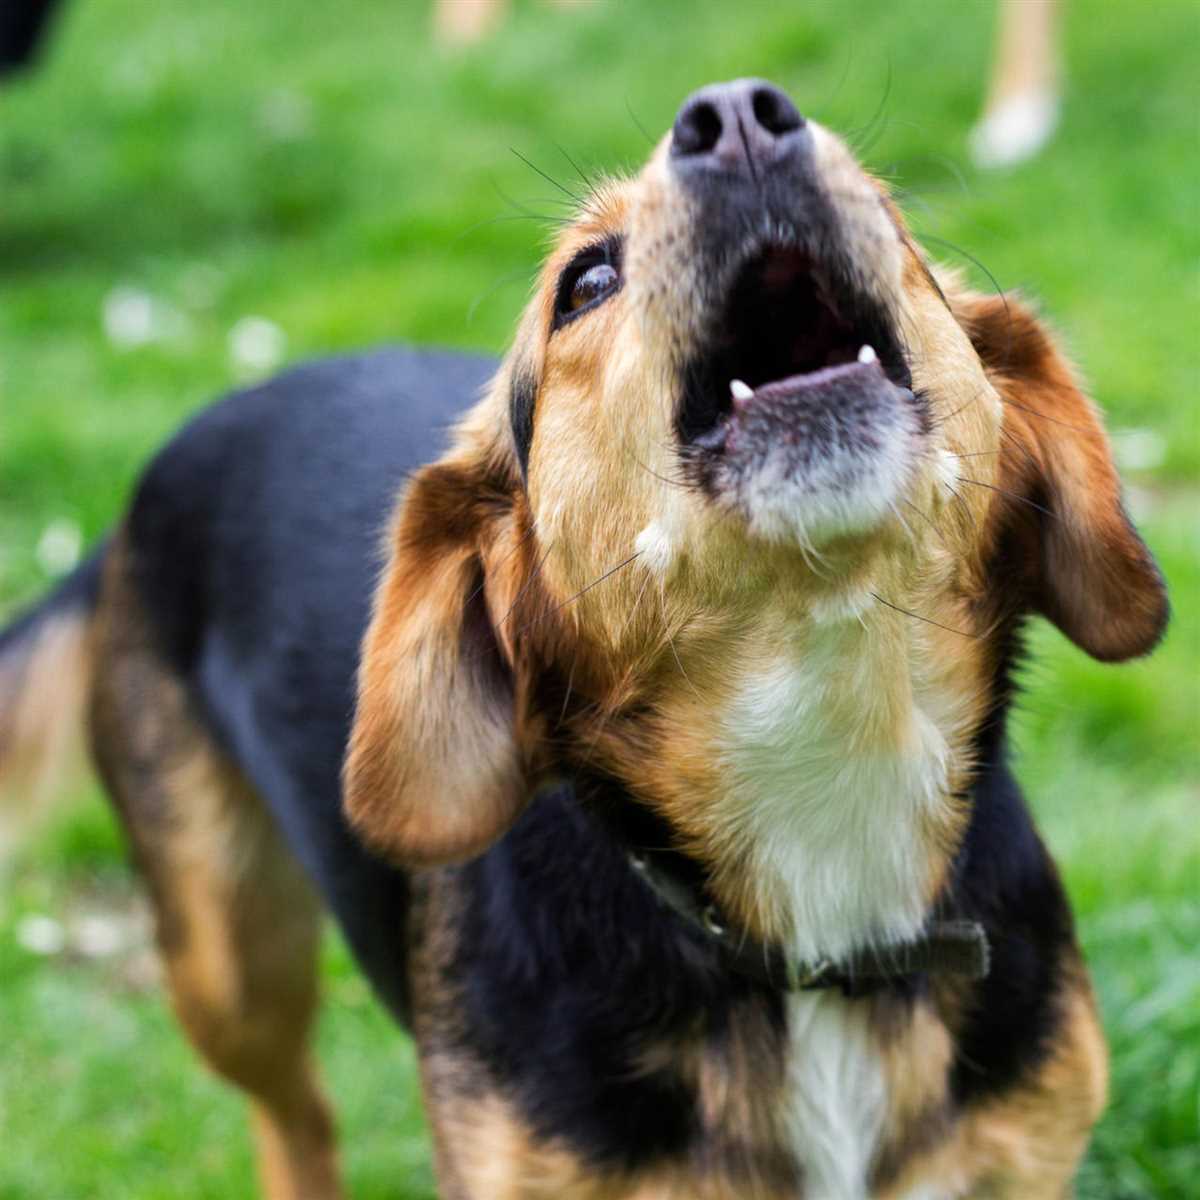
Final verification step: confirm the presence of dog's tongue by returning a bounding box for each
[729,345,883,407]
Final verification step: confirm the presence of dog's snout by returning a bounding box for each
[671,80,806,176]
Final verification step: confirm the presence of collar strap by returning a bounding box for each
[626,843,990,992]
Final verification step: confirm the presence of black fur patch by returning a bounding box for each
[450,780,789,1177]
[509,365,538,478]
[939,621,1077,1106]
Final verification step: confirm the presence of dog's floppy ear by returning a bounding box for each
[343,453,526,866]
[953,289,1168,661]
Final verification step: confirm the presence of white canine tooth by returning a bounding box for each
[730,379,754,402]
[857,344,877,365]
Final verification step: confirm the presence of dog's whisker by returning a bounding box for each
[843,59,893,157]
[889,151,973,198]
[899,496,952,550]
[467,267,538,324]
[997,395,1091,434]
[618,565,654,643]
[869,591,979,640]
[452,212,571,246]
[915,231,1021,380]
[630,447,691,493]
[556,654,579,731]
[498,540,556,630]
[509,147,586,206]
[515,550,643,643]
[554,141,599,192]
[661,609,702,703]
[887,499,917,543]
[488,175,575,226]
[623,94,656,146]
[466,521,540,608]
[996,424,1045,479]
[930,382,991,429]
[956,475,1057,520]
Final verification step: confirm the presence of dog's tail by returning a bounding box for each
[0,545,106,851]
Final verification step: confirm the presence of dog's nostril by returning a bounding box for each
[672,83,806,164]
[672,98,724,158]
[751,86,804,137]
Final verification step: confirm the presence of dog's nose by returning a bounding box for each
[671,80,807,176]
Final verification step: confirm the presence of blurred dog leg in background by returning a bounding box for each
[434,0,510,46]
[0,0,62,77]
[970,0,1064,168]
[434,0,580,47]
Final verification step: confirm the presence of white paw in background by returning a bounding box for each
[969,88,1061,169]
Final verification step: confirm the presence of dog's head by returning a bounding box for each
[345,82,1166,947]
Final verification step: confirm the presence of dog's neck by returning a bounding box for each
[716,616,964,962]
[602,600,975,965]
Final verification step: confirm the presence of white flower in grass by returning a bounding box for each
[229,316,287,377]
[102,286,188,349]
[36,518,82,576]
[103,286,156,348]
[1112,428,1166,473]
[16,914,66,956]
[258,90,313,142]
[1124,485,1156,523]
[73,914,125,959]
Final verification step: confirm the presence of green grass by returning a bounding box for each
[1,0,1197,1195]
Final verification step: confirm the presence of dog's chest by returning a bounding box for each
[709,637,959,1195]
[783,991,888,1199]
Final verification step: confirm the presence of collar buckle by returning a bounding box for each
[793,957,834,989]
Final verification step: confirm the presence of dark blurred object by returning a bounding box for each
[1,0,63,78]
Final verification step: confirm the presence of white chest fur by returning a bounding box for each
[786,991,888,1199]
[717,634,951,965]
[716,628,955,1193]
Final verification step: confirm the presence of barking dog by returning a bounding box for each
[1,80,1166,1198]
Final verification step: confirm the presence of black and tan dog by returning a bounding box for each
[1,81,1167,1198]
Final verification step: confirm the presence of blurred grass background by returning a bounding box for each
[0,0,1196,1196]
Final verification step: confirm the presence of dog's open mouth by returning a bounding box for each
[678,244,911,451]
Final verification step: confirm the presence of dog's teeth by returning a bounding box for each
[857,344,877,365]
[730,379,754,402]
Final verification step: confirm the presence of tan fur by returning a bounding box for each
[0,611,93,853]
[343,449,540,866]
[435,1089,800,1200]
[878,968,1106,1198]
[89,540,342,1200]
[948,281,1168,661]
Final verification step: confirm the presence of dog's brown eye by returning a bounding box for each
[570,263,618,311]
[553,238,623,330]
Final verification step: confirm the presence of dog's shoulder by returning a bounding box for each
[125,345,496,665]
